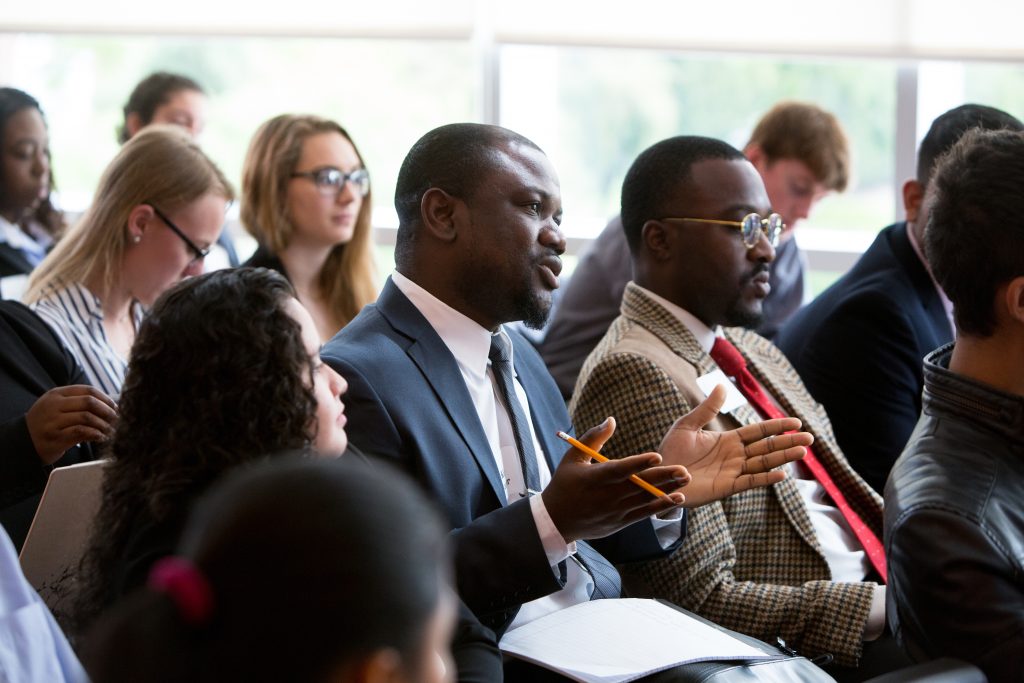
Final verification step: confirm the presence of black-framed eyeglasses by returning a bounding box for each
[660,213,785,249]
[147,203,210,263]
[291,166,370,197]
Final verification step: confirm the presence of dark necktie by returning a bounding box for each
[489,333,542,495]
[710,336,887,583]
[488,333,620,598]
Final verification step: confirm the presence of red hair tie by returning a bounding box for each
[148,557,215,625]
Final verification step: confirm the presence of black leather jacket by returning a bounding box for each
[884,343,1024,683]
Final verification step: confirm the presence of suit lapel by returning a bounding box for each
[376,279,508,504]
[726,327,882,538]
[620,285,830,559]
[621,284,716,376]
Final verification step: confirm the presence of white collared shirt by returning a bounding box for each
[31,282,144,400]
[392,271,593,628]
[0,215,52,266]
[0,216,52,299]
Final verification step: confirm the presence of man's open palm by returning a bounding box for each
[659,385,812,508]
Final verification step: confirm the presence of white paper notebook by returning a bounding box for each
[19,460,108,622]
[499,598,771,683]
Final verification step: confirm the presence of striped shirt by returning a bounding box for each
[31,282,145,400]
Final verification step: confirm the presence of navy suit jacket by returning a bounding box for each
[322,278,679,633]
[776,222,953,493]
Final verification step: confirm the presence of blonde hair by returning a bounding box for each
[25,126,233,303]
[241,114,376,329]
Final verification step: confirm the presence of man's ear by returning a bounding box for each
[641,219,674,262]
[420,188,460,244]
[743,143,768,172]
[902,180,924,223]
[1004,276,1024,326]
[125,112,144,140]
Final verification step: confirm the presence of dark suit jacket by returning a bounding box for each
[322,277,679,634]
[0,301,96,550]
[0,243,35,278]
[776,222,953,493]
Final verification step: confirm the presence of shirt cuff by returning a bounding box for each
[651,507,685,549]
[530,493,575,566]
[863,585,886,641]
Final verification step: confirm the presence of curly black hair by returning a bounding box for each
[75,267,317,629]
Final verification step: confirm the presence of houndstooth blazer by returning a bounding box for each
[569,283,884,667]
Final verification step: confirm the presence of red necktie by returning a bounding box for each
[710,337,887,583]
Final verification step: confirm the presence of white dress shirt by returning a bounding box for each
[393,274,684,629]
[31,282,144,400]
[636,285,886,638]
[393,272,592,628]
[0,216,52,299]
[0,215,52,266]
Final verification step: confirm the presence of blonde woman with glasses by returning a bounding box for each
[241,114,376,342]
[24,125,233,399]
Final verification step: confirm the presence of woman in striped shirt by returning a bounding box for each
[23,126,234,399]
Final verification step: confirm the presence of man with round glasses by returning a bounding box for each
[540,101,848,400]
[570,136,905,677]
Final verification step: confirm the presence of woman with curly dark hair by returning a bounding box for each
[74,266,347,631]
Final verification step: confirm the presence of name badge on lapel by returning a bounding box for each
[695,369,748,414]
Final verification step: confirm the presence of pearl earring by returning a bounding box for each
[132,235,141,244]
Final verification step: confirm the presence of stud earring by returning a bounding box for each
[132,235,141,244]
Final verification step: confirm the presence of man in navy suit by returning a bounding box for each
[776,104,1023,493]
[322,123,810,648]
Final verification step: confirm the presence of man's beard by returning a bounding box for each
[722,299,764,330]
[515,286,551,330]
[721,265,768,329]
[456,264,551,329]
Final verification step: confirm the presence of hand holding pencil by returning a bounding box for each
[541,416,689,544]
[556,431,674,501]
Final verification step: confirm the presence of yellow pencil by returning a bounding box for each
[555,431,673,501]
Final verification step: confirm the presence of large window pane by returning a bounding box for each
[500,45,897,247]
[5,33,477,230]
